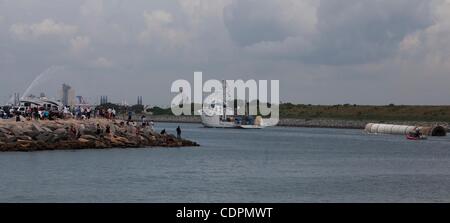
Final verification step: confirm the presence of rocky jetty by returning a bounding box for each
[0,119,199,152]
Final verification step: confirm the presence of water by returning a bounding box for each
[0,123,449,203]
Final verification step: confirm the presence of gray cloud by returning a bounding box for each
[0,0,449,105]
[226,0,437,65]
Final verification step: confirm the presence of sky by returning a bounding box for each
[1,0,450,106]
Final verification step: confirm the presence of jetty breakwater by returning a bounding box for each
[0,119,199,152]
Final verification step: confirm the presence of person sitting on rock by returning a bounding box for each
[69,125,77,139]
[160,129,166,135]
[136,126,141,136]
[96,124,103,136]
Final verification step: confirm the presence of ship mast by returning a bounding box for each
[222,80,226,121]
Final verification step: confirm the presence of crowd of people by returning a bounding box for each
[1,107,16,119]
[1,105,183,139]
[63,106,118,120]
[1,106,57,121]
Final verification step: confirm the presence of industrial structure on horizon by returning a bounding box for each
[60,83,75,107]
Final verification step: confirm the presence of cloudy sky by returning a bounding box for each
[1,0,450,106]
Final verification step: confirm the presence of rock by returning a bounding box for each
[80,135,97,141]
[41,127,53,132]
[12,126,25,136]
[23,130,39,138]
[48,134,61,143]
[0,127,11,135]
[54,128,67,135]
[53,128,68,140]
[35,133,52,142]
[32,123,44,133]
[78,138,90,143]
[110,137,126,147]
[17,135,32,141]
[95,141,107,148]
[5,135,17,143]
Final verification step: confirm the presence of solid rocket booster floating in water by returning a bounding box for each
[365,123,447,137]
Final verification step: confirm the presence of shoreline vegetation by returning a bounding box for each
[0,118,199,152]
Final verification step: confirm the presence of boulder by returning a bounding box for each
[0,127,10,134]
[5,135,17,143]
[54,128,68,140]
[54,128,67,135]
[31,123,44,133]
[78,138,91,143]
[80,135,97,141]
[35,133,52,142]
[17,135,32,141]
[41,127,53,133]
[11,126,25,136]
[48,134,62,143]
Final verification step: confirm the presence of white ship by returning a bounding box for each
[200,81,275,129]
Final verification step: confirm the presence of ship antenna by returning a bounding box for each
[222,80,226,121]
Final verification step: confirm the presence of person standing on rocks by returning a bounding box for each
[128,111,133,122]
[176,126,181,139]
[112,108,117,120]
[86,107,91,119]
[150,120,155,131]
[141,115,147,127]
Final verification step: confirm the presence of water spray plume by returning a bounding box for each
[20,66,65,99]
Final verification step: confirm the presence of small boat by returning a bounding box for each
[406,134,427,140]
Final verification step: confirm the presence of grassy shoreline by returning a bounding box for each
[144,104,450,123]
[279,104,450,122]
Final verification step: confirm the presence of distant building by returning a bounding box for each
[76,96,88,105]
[100,96,109,105]
[60,84,75,107]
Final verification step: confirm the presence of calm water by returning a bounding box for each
[0,123,449,203]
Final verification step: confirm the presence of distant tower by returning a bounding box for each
[100,96,109,105]
[137,96,143,105]
[14,93,20,106]
[60,84,75,107]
